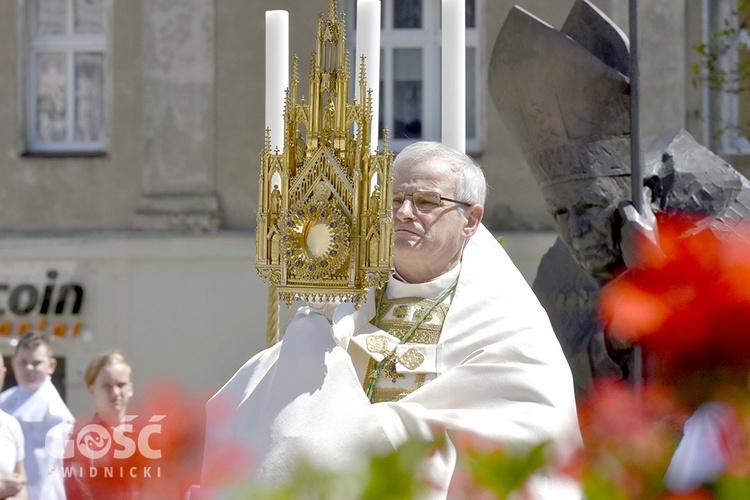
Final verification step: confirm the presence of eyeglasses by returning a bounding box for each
[392,191,471,211]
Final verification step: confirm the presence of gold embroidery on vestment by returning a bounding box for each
[363,296,448,402]
[413,306,433,322]
[377,297,448,345]
[365,336,425,370]
[369,373,427,403]
[393,305,409,319]
[381,358,405,380]
[399,348,425,370]
[366,335,389,354]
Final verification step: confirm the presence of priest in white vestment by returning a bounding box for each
[201,141,582,498]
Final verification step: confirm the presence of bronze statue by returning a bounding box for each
[490,0,750,397]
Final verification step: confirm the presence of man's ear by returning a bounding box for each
[48,356,57,375]
[461,204,484,238]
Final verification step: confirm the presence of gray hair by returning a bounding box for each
[393,141,488,206]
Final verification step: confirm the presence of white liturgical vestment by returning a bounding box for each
[202,224,581,498]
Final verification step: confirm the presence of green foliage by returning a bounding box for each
[360,438,433,500]
[693,2,750,142]
[213,438,558,499]
[209,418,749,500]
[714,475,750,499]
[216,439,434,500]
[226,459,362,499]
[462,442,548,499]
[581,471,631,500]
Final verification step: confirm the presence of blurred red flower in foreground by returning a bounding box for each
[599,215,750,390]
[574,379,687,498]
[123,379,207,498]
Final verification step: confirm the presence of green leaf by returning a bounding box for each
[581,471,631,500]
[464,442,549,498]
[713,475,750,499]
[360,438,433,500]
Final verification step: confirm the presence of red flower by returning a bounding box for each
[577,380,686,464]
[575,379,688,498]
[125,380,214,498]
[599,215,750,386]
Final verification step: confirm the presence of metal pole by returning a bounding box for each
[629,0,643,214]
[629,0,644,391]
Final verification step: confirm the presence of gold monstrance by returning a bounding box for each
[256,1,394,345]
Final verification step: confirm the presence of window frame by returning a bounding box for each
[348,0,481,154]
[23,0,110,155]
[708,0,750,155]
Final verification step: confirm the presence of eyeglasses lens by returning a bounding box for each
[393,191,442,210]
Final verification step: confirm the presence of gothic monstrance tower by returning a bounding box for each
[256,0,393,330]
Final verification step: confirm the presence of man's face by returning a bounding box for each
[392,159,478,282]
[544,176,627,284]
[89,362,132,423]
[12,345,56,391]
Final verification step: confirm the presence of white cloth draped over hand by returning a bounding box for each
[201,224,582,498]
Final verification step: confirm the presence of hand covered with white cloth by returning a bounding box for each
[293,287,377,350]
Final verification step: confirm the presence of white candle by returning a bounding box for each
[265,10,289,152]
[441,0,465,152]
[355,0,381,154]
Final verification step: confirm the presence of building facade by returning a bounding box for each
[0,0,738,414]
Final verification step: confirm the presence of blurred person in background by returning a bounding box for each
[82,351,133,428]
[0,331,73,500]
[0,354,27,500]
[65,351,139,500]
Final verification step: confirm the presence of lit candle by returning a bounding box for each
[355,0,381,153]
[265,10,289,152]
[441,0,465,152]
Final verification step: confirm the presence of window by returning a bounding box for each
[25,0,108,154]
[351,0,480,152]
[703,0,750,154]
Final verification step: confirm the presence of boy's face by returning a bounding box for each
[12,345,56,391]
